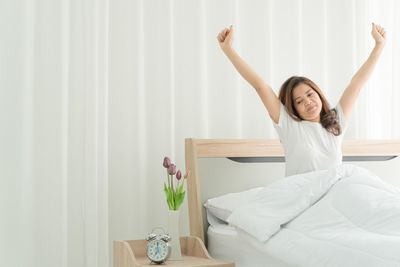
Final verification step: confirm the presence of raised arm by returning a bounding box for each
[340,23,386,121]
[217,25,280,124]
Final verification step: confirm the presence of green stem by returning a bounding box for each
[171,175,178,210]
[167,170,170,189]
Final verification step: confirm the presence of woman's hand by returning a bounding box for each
[371,23,386,45]
[217,25,234,52]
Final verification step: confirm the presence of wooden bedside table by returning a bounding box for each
[114,235,234,267]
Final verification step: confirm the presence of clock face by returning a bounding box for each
[146,239,171,263]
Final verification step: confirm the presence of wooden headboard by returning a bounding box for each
[185,138,400,243]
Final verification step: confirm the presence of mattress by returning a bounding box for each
[207,223,294,267]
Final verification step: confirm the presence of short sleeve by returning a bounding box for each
[273,102,292,143]
[335,103,348,134]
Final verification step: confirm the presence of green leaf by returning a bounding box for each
[164,183,168,193]
[174,191,186,210]
[164,184,169,205]
[164,182,187,210]
[166,188,175,210]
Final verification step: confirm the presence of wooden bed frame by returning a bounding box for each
[185,138,400,243]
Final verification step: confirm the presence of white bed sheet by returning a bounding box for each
[207,165,400,267]
[207,223,294,267]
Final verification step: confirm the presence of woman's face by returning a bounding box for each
[292,83,322,122]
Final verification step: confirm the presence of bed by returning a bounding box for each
[184,139,400,267]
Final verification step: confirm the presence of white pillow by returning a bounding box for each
[227,166,345,242]
[204,187,264,222]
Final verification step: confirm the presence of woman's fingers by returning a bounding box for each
[377,25,386,37]
[371,22,386,44]
[224,29,230,39]
[219,31,224,41]
[217,26,234,44]
[217,29,228,42]
[374,23,385,34]
[218,33,226,43]
[217,30,224,42]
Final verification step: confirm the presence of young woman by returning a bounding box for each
[217,23,386,176]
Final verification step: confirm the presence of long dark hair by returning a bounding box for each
[279,76,341,136]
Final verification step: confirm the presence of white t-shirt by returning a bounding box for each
[273,102,348,177]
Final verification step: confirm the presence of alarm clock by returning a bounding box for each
[146,228,171,264]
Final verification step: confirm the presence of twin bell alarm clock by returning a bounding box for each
[145,227,171,264]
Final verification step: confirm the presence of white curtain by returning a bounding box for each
[1,0,109,266]
[1,0,399,267]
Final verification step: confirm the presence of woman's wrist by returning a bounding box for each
[222,46,234,55]
[222,46,236,59]
[374,41,385,49]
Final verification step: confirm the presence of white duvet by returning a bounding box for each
[227,164,400,267]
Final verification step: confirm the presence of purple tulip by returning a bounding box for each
[163,157,171,168]
[167,164,176,175]
[176,170,182,180]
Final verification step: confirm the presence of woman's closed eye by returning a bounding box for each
[297,93,314,104]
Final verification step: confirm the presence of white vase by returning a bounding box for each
[167,209,182,260]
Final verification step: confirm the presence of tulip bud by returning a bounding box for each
[176,170,182,180]
[167,164,176,175]
[163,157,171,168]
[184,170,190,179]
